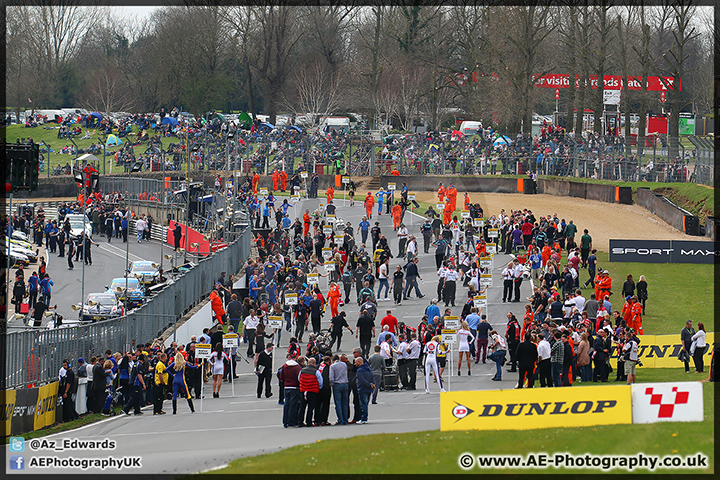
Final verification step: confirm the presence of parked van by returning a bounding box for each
[459,120,483,137]
[319,116,350,134]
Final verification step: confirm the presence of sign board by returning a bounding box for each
[486,243,497,255]
[195,343,212,359]
[290,194,300,203]
[300,171,308,179]
[334,235,344,245]
[259,188,268,196]
[323,226,333,236]
[284,293,298,305]
[324,261,335,272]
[603,89,621,105]
[408,193,416,201]
[223,334,239,348]
[631,382,703,424]
[473,295,487,308]
[609,239,719,264]
[479,257,492,268]
[440,384,632,432]
[268,316,283,329]
[461,210,470,218]
[441,329,457,344]
[322,248,333,260]
[444,316,460,329]
[473,218,484,227]
[488,228,499,238]
[327,214,336,223]
[388,183,396,191]
[307,273,319,285]
[342,176,350,184]
[479,274,493,286]
[436,203,444,210]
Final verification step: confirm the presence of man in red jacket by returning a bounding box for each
[279,353,302,427]
[299,357,323,427]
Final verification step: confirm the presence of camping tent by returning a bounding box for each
[105,134,123,147]
[237,112,252,129]
[161,116,179,126]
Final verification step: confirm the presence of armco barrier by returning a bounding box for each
[3,228,252,390]
[637,187,700,235]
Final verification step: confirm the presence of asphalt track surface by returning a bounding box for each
[6,196,533,475]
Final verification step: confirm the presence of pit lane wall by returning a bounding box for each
[376,175,633,205]
[637,187,701,236]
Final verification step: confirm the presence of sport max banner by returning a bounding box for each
[532,74,681,92]
[609,239,719,264]
[440,385,632,431]
[610,333,715,369]
[440,382,702,431]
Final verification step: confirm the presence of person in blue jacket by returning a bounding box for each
[167,352,196,414]
[355,357,375,424]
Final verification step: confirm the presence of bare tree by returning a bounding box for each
[11,3,100,106]
[590,4,615,134]
[283,61,343,129]
[656,3,700,158]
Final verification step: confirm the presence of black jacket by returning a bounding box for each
[91,363,106,391]
[257,350,272,371]
[515,340,538,368]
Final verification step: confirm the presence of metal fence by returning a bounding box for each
[2,227,251,390]
[378,135,713,186]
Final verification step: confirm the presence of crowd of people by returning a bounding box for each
[49,185,663,428]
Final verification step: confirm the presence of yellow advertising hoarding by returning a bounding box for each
[614,333,715,368]
[34,381,59,431]
[440,385,632,431]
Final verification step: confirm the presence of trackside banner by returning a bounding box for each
[440,385,632,431]
[611,333,715,369]
[608,239,719,264]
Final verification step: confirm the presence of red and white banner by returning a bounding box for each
[533,74,681,92]
[631,382,703,424]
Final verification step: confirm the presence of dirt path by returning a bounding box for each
[412,191,708,251]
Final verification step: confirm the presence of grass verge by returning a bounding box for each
[210,369,713,475]
[594,250,714,335]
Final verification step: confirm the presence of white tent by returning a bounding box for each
[75,153,102,164]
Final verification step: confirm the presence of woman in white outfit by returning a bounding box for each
[424,335,447,393]
[209,342,231,398]
[457,320,475,376]
[690,322,707,373]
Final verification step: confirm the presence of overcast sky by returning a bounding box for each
[116,6,157,22]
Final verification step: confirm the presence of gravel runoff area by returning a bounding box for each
[410,191,708,251]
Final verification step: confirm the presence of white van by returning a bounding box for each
[459,120,483,137]
[319,116,350,134]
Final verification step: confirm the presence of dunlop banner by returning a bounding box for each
[34,382,59,431]
[440,385,632,431]
[610,333,715,368]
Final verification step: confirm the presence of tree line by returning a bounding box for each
[5,3,712,159]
